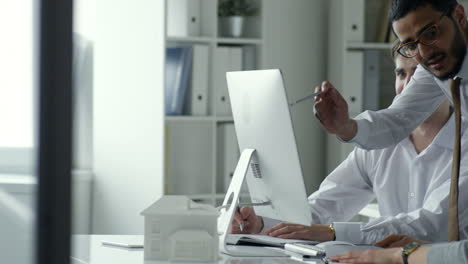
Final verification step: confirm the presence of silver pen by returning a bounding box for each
[289,91,322,107]
[236,206,244,232]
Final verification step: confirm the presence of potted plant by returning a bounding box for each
[218,0,258,37]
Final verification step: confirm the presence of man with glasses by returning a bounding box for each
[314,0,468,150]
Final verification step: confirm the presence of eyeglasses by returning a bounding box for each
[397,14,446,58]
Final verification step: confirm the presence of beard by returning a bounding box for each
[421,20,466,81]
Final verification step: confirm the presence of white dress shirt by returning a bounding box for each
[263,115,468,244]
[350,48,468,150]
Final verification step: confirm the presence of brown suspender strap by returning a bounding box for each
[448,77,461,242]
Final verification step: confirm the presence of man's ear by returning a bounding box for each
[453,4,467,26]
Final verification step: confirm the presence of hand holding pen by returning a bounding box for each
[230,206,264,234]
[289,90,322,107]
[313,81,357,141]
[236,206,244,232]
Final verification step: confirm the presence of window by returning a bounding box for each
[0,1,35,174]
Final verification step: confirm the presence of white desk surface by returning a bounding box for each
[71,235,321,264]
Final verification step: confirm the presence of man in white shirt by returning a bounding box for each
[314,0,468,151]
[231,46,468,244]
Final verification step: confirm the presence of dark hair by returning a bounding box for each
[389,0,458,22]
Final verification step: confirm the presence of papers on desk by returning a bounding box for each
[224,234,381,261]
[226,234,318,248]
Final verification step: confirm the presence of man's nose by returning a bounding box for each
[418,43,435,60]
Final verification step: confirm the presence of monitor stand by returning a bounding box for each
[217,149,286,257]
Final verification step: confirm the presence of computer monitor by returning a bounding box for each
[217,69,312,256]
[227,68,311,224]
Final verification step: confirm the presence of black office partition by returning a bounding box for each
[37,0,73,263]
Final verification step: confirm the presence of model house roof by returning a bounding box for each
[141,195,219,216]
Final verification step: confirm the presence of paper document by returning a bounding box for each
[226,234,318,248]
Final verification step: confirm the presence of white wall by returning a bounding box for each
[93,0,165,234]
[262,0,328,193]
[72,0,95,235]
[74,0,94,170]
[74,0,96,41]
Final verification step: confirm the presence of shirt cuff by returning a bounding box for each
[336,119,370,148]
[333,222,363,244]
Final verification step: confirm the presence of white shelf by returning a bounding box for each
[165,116,214,122]
[215,116,234,122]
[346,42,393,51]
[214,193,250,199]
[188,193,249,200]
[187,194,218,200]
[166,37,263,46]
[165,116,234,122]
[217,37,263,45]
[166,36,214,44]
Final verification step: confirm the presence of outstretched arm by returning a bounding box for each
[314,67,445,150]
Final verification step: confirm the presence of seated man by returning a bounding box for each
[231,45,468,245]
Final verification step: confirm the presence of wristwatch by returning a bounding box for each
[328,223,336,240]
[401,242,421,264]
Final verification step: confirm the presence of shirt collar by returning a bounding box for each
[454,47,468,80]
[429,114,467,150]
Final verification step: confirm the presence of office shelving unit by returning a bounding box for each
[164,0,329,206]
[163,0,263,206]
[326,0,396,172]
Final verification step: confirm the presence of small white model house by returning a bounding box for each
[141,195,219,262]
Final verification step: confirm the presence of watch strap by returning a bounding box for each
[401,242,421,264]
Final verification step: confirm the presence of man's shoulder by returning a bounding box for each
[401,64,442,94]
[353,141,403,162]
[411,64,437,85]
[413,64,436,81]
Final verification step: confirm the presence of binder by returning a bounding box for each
[242,45,257,70]
[343,0,364,41]
[165,47,193,115]
[213,47,243,116]
[219,124,241,192]
[186,44,209,116]
[167,0,200,37]
[363,50,380,111]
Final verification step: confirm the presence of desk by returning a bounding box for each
[71,235,315,264]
